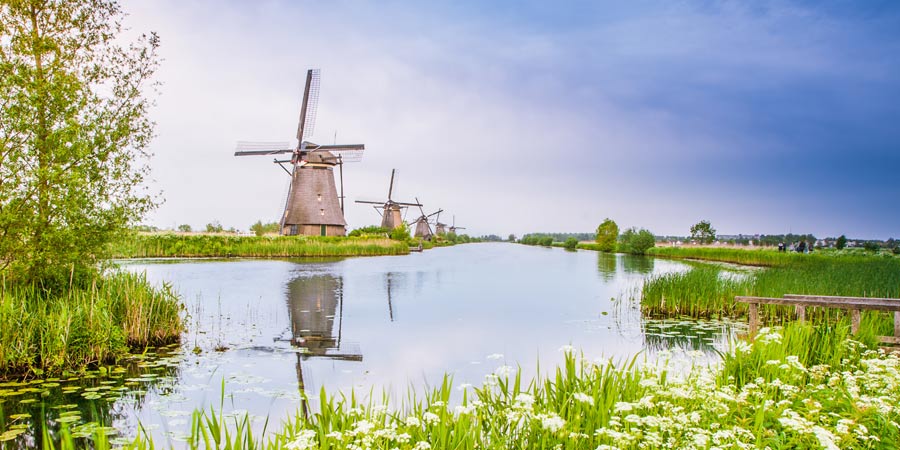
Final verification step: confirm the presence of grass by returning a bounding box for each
[0,272,183,377]
[640,254,900,320]
[108,234,410,258]
[37,321,900,449]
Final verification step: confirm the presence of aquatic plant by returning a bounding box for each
[0,272,183,377]
[108,234,410,258]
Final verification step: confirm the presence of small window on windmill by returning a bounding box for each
[320,209,325,216]
[317,194,322,202]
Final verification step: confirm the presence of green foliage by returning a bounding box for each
[205,221,224,233]
[249,220,279,237]
[893,245,900,255]
[689,220,716,244]
[348,225,390,237]
[564,237,578,250]
[0,272,182,377]
[595,218,619,252]
[109,234,410,258]
[390,222,411,241]
[540,236,553,246]
[863,241,880,252]
[508,234,517,242]
[0,0,160,287]
[177,224,192,232]
[618,227,656,255]
[836,234,848,250]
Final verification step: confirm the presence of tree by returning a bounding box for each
[836,235,847,250]
[250,220,279,236]
[619,227,656,255]
[863,241,880,252]
[595,218,619,252]
[508,234,517,242]
[390,222,410,241]
[205,221,223,233]
[690,220,716,244]
[564,237,578,250]
[540,236,553,246]
[177,224,192,233]
[0,0,160,286]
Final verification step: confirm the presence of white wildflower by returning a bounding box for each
[423,411,440,424]
[405,416,421,427]
[284,429,317,450]
[573,392,595,406]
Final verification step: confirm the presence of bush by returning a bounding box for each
[619,227,656,255]
[564,237,578,250]
[595,218,619,252]
[540,237,553,246]
[390,223,411,241]
[863,241,880,252]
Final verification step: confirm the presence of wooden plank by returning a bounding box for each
[785,294,900,303]
[879,336,900,345]
[748,303,759,338]
[851,309,860,334]
[735,296,900,311]
[796,305,806,323]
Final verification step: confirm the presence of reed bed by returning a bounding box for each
[0,272,183,377]
[109,234,410,258]
[646,246,818,267]
[641,256,900,320]
[48,322,898,449]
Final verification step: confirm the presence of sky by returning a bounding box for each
[123,0,900,239]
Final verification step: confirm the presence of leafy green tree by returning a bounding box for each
[836,235,847,250]
[508,234,517,242]
[619,227,656,255]
[564,237,578,250]
[0,0,160,286]
[863,241,880,252]
[540,236,553,246]
[595,218,619,252]
[205,221,224,233]
[250,220,279,236]
[390,222,411,241]
[177,224,192,233]
[690,220,716,244]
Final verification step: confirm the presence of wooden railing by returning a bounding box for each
[735,295,900,345]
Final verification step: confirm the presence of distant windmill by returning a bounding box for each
[412,198,442,241]
[449,215,466,234]
[433,210,447,235]
[234,69,364,236]
[355,169,421,230]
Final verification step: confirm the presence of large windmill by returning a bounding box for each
[234,69,364,236]
[433,211,447,235]
[412,198,442,241]
[355,169,421,230]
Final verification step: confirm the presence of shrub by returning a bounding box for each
[564,237,578,250]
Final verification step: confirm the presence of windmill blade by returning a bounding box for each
[426,209,443,218]
[415,197,426,217]
[296,69,321,142]
[306,144,365,163]
[355,200,386,205]
[394,201,423,207]
[387,169,396,201]
[234,141,293,156]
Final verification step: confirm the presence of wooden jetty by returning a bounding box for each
[736,294,900,346]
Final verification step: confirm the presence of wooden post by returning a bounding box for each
[796,305,806,323]
[748,303,759,338]
[851,309,861,334]
[894,311,900,338]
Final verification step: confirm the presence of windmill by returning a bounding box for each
[412,198,442,241]
[433,210,447,235]
[355,169,421,230]
[234,69,364,236]
[449,215,466,234]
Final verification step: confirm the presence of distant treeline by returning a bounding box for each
[521,232,595,243]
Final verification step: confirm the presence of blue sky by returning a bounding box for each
[126,0,899,239]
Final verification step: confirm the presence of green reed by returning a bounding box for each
[641,256,900,320]
[0,272,183,377]
[83,324,900,449]
[109,234,410,258]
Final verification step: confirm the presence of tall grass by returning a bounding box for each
[69,324,900,449]
[647,246,817,266]
[109,234,410,258]
[0,272,183,377]
[641,256,900,319]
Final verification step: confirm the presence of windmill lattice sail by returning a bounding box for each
[234,69,365,236]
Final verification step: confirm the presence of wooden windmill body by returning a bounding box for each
[412,199,442,241]
[356,169,421,230]
[234,69,364,236]
[449,215,466,234]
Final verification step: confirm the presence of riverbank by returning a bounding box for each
[109,233,411,258]
[63,321,900,449]
[0,272,183,378]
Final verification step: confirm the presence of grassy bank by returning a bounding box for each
[0,272,183,378]
[51,322,900,449]
[109,234,410,258]
[640,254,900,320]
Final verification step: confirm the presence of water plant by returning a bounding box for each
[108,234,410,258]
